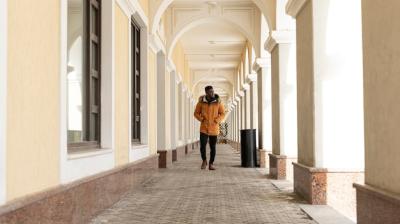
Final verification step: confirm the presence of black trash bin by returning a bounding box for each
[240,129,257,167]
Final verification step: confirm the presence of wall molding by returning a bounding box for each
[286,0,308,18]
[252,57,271,72]
[166,57,176,73]
[265,30,296,53]
[60,0,116,184]
[149,33,166,54]
[0,0,7,205]
[242,83,250,91]
[116,0,148,27]
[128,1,150,157]
[174,69,182,84]
[247,73,258,83]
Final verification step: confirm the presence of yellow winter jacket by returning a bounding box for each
[194,94,225,136]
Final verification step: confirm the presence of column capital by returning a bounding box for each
[167,58,176,73]
[252,57,271,72]
[237,90,245,97]
[242,83,250,91]
[149,34,166,54]
[286,0,308,18]
[175,72,182,84]
[182,84,188,92]
[265,30,296,53]
[247,73,257,83]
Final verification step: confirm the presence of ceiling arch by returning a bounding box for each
[167,16,260,60]
[192,71,234,89]
[150,0,273,36]
[194,81,233,102]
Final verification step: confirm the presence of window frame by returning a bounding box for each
[131,18,141,143]
[68,0,102,150]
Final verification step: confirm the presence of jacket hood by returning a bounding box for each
[199,94,220,104]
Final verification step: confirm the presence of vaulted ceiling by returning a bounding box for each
[161,0,265,106]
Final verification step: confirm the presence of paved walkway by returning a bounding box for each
[90,145,316,224]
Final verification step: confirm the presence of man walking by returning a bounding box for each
[194,85,225,170]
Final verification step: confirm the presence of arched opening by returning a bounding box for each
[168,17,260,61]
[151,0,273,36]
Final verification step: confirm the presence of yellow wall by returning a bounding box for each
[265,0,276,30]
[115,5,130,166]
[148,49,158,154]
[7,0,60,201]
[139,0,149,17]
[184,60,191,90]
[172,40,195,92]
[172,41,187,82]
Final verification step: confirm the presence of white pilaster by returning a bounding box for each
[267,30,298,158]
[0,0,7,205]
[156,52,167,150]
[254,57,272,151]
[170,71,177,150]
[294,0,364,170]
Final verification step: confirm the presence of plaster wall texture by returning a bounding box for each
[295,0,315,167]
[148,50,158,155]
[139,0,149,16]
[6,0,60,201]
[115,5,130,166]
[271,47,281,155]
[296,0,364,170]
[6,0,61,201]
[312,0,364,170]
[278,43,297,158]
[362,0,400,194]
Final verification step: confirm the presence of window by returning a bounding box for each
[132,19,141,143]
[67,0,101,149]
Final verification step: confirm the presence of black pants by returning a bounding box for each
[200,133,218,164]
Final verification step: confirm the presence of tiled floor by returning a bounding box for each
[90,144,316,224]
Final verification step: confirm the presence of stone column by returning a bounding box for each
[248,73,259,164]
[235,96,241,150]
[190,98,195,143]
[355,0,400,218]
[265,30,298,181]
[287,0,364,215]
[175,84,187,161]
[156,52,172,168]
[244,84,251,129]
[254,57,272,168]
[170,71,177,152]
[248,74,258,131]
[179,83,185,143]
[233,104,237,144]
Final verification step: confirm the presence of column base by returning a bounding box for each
[293,162,328,204]
[176,146,186,161]
[228,140,239,151]
[269,153,287,180]
[354,184,400,224]
[259,149,271,168]
[158,150,173,168]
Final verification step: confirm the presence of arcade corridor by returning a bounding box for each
[0,0,400,223]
